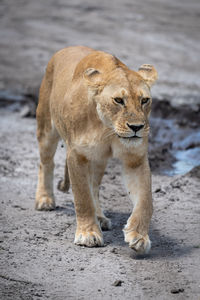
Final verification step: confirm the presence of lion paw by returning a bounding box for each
[98,216,111,231]
[35,196,55,211]
[74,227,104,247]
[57,179,70,193]
[124,230,151,254]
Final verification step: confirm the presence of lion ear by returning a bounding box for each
[138,64,158,87]
[84,68,100,77]
[84,68,102,86]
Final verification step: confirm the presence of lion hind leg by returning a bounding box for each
[35,67,60,210]
[57,154,70,193]
[35,126,59,211]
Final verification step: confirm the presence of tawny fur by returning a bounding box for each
[35,46,158,254]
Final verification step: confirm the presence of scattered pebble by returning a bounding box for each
[33,292,43,297]
[120,192,126,197]
[12,204,27,210]
[154,188,166,194]
[171,288,184,294]
[112,280,123,286]
[169,196,179,202]
[110,247,118,254]
[20,105,31,118]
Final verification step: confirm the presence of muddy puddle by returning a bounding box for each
[150,99,200,175]
[150,116,200,176]
[0,91,199,176]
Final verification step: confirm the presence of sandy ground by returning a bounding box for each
[0,110,200,300]
[1,0,200,105]
[0,0,200,299]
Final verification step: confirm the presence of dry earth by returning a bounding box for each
[0,0,200,299]
[0,109,200,300]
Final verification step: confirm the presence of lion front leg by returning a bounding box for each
[122,158,153,254]
[90,161,111,231]
[67,149,103,247]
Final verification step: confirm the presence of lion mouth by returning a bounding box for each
[117,135,142,140]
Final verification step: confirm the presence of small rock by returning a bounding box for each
[54,232,61,236]
[20,105,31,118]
[144,276,151,280]
[171,181,182,189]
[162,148,168,154]
[154,187,165,194]
[120,192,126,197]
[112,280,123,286]
[177,119,187,126]
[169,197,175,202]
[110,247,118,254]
[33,292,43,297]
[169,196,179,202]
[171,288,184,294]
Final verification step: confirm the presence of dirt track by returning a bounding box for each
[1,0,200,105]
[0,0,200,299]
[0,109,200,299]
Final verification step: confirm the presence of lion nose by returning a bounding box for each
[127,123,144,132]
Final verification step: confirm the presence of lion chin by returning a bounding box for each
[118,136,143,147]
[35,46,157,254]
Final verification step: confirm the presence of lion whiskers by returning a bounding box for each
[102,129,115,142]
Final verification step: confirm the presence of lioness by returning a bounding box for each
[36,46,157,254]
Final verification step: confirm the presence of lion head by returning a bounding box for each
[75,51,158,147]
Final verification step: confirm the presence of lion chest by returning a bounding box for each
[72,133,112,162]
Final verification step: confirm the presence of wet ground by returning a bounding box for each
[0,0,200,299]
[149,99,200,175]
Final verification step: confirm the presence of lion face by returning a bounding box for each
[84,64,157,147]
[83,55,157,147]
[97,79,152,146]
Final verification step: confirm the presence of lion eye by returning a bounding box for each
[141,98,150,105]
[114,98,124,105]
